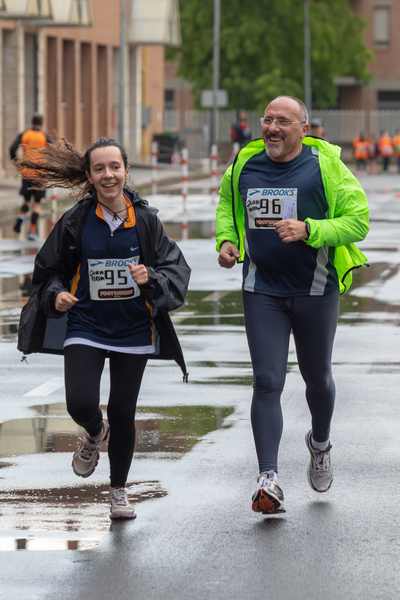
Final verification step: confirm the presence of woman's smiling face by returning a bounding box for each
[87,145,128,205]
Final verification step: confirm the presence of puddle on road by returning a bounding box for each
[165,220,215,240]
[0,480,165,551]
[0,404,233,551]
[178,290,244,327]
[0,404,234,459]
[179,284,400,331]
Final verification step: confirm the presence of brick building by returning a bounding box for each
[0,0,180,173]
[338,0,400,110]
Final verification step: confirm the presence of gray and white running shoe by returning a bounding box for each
[110,487,137,520]
[252,471,285,514]
[305,430,333,492]
[72,421,109,478]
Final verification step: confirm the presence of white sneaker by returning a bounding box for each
[72,421,109,478]
[305,430,333,492]
[110,487,137,520]
[252,471,285,514]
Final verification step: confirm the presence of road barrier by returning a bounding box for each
[180,148,189,240]
[151,141,158,195]
[210,144,219,205]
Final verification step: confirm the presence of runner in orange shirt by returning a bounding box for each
[9,114,53,240]
[392,129,400,173]
[377,130,393,173]
[353,133,369,172]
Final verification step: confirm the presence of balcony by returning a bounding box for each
[0,0,92,26]
[129,0,181,47]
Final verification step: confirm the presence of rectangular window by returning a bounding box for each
[373,6,390,46]
[164,89,175,110]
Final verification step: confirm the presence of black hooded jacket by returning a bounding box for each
[17,189,191,380]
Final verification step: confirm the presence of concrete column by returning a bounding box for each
[37,30,46,117]
[3,26,23,173]
[0,29,4,175]
[56,37,64,139]
[74,41,82,150]
[62,39,76,143]
[129,45,142,161]
[106,45,114,138]
[16,22,24,132]
[45,36,59,138]
[90,42,98,143]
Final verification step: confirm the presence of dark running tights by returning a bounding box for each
[244,290,339,473]
[64,345,147,487]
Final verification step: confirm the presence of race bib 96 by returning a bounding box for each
[246,188,298,229]
[88,256,140,301]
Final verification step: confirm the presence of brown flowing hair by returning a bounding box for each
[18,137,129,200]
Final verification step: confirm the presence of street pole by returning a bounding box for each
[118,0,127,145]
[304,0,312,114]
[211,0,220,148]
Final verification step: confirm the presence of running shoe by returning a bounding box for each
[252,471,285,514]
[305,430,333,492]
[72,421,109,478]
[110,487,137,520]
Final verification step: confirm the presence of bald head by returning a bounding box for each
[261,96,309,162]
[266,96,309,125]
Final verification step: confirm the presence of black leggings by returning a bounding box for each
[243,290,339,473]
[64,345,147,487]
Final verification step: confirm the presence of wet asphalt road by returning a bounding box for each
[0,174,400,599]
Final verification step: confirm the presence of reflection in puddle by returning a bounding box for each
[0,404,233,551]
[0,404,234,459]
[0,480,165,551]
[178,290,244,327]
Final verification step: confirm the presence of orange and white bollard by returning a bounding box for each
[151,141,158,196]
[180,147,189,241]
[210,144,219,205]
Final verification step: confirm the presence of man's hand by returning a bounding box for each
[218,241,240,268]
[55,291,78,312]
[274,219,308,243]
[128,263,149,285]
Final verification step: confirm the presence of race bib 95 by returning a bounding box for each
[88,256,140,301]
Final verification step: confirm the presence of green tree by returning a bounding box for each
[173,0,371,110]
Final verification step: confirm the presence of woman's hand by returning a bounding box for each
[55,291,78,312]
[128,263,149,285]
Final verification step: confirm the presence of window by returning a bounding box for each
[164,89,175,110]
[377,91,400,110]
[373,6,390,46]
[70,0,91,24]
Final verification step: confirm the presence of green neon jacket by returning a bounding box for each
[215,136,369,294]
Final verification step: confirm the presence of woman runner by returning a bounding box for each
[18,138,190,520]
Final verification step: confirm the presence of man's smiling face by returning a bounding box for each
[261,97,309,162]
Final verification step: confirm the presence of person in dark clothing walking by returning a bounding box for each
[9,114,53,240]
[230,111,252,148]
[17,137,191,520]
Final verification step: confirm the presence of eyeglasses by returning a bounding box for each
[260,116,306,127]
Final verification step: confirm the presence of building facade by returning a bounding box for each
[338,0,400,110]
[0,0,180,174]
